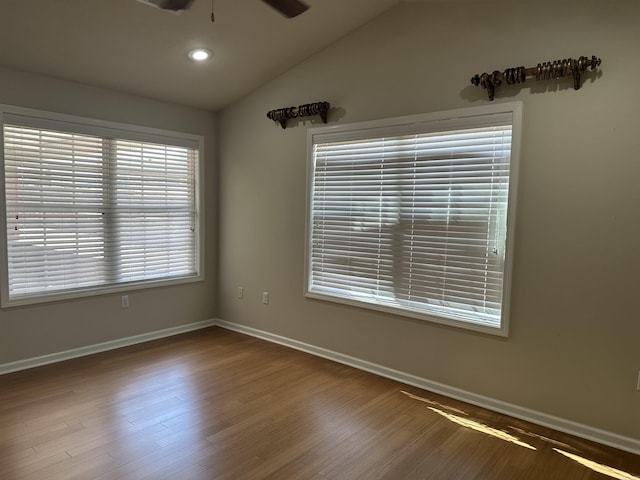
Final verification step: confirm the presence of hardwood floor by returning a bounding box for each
[0,327,637,479]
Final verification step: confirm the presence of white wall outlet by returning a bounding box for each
[262,292,270,305]
[237,286,244,299]
[121,295,129,309]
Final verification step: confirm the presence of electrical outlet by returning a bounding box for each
[262,292,270,305]
[237,286,244,299]
[121,295,129,309]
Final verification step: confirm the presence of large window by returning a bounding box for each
[0,106,204,306]
[305,104,521,335]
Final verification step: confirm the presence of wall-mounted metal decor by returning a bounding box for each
[471,55,601,101]
[267,101,330,129]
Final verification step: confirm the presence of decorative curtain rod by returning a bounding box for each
[471,55,601,101]
[267,101,330,129]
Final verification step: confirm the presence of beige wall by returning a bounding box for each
[218,1,640,440]
[0,67,218,364]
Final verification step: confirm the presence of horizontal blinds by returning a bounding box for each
[4,126,107,295]
[113,140,197,283]
[3,123,198,300]
[309,115,512,328]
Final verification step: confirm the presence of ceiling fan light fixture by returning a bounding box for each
[188,48,212,61]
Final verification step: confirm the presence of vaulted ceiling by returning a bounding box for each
[0,0,416,110]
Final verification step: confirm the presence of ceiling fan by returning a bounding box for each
[137,0,309,18]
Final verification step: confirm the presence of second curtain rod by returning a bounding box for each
[471,55,601,100]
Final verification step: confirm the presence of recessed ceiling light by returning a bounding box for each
[188,48,212,62]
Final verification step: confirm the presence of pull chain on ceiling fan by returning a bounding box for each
[137,0,309,18]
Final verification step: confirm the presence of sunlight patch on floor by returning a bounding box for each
[507,426,574,450]
[401,390,639,479]
[427,407,537,450]
[554,449,640,480]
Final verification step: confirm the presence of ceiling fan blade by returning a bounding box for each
[261,0,309,18]
[160,0,194,10]
[137,0,194,12]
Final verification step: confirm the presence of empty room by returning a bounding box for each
[0,0,638,478]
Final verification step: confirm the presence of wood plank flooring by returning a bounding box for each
[0,326,638,479]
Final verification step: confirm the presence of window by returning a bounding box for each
[0,106,204,306]
[305,103,521,335]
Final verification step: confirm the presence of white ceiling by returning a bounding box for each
[0,0,407,111]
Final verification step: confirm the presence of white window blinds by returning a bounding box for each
[2,110,202,305]
[112,139,198,283]
[306,106,519,334]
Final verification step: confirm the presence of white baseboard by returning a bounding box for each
[214,318,640,456]
[0,319,217,375]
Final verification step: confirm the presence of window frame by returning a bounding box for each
[0,104,205,307]
[304,103,522,336]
